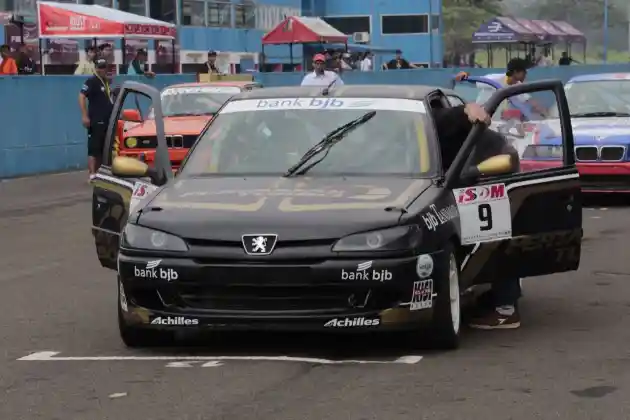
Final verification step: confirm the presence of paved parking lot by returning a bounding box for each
[1,172,629,420]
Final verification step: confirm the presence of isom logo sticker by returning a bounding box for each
[454,183,506,205]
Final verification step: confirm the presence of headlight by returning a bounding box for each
[125,137,138,148]
[121,224,188,252]
[522,145,562,159]
[332,226,421,252]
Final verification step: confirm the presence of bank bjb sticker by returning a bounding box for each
[410,279,433,310]
[452,183,512,245]
[130,181,158,213]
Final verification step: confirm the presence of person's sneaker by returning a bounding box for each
[469,309,521,330]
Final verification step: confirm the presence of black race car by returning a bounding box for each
[91,81,583,350]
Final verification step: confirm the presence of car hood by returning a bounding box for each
[125,115,212,137]
[538,117,630,145]
[137,177,432,241]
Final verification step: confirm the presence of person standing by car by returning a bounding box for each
[301,54,344,87]
[79,58,114,180]
[433,102,523,329]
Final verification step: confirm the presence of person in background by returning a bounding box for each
[75,46,97,75]
[360,51,373,71]
[79,58,114,181]
[206,50,221,74]
[0,44,17,75]
[535,51,552,67]
[386,49,418,70]
[16,44,35,75]
[300,53,344,87]
[98,43,113,62]
[127,49,155,78]
[559,52,577,66]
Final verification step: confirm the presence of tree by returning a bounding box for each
[442,0,504,56]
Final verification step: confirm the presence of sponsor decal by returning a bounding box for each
[150,317,199,326]
[416,254,434,279]
[119,282,128,312]
[421,204,458,231]
[134,260,179,282]
[341,261,392,282]
[324,317,380,327]
[162,86,241,96]
[220,97,427,114]
[410,280,433,310]
[130,181,158,213]
[454,183,506,205]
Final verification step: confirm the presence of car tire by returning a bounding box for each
[117,276,174,348]
[428,243,461,350]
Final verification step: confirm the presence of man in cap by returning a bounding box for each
[206,50,221,74]
[79,58,114,180]
[300,53,344,87]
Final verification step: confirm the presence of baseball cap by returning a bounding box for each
[95,58,108,69]
[313,53,326,62]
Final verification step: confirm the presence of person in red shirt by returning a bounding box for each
[0,44,18,75]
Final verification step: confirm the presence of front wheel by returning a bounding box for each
[117,277,174,348]
[429,244,461,350]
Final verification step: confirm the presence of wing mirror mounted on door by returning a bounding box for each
[460,154,514,181]
[122,109,142,122]
[111,156,165,185]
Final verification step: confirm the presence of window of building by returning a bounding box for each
[431,14,440,31]
[381,15,428,35]
[234,0,255,28]
[150,0,176,23]
[207,0,231,27]
[182,0,205,26]
[119,0,146,16]
[323,16,370,35]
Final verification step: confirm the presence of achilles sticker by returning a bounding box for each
[341,261,392,282]
[452,183,512,245]
[150,317,199,326]
[324,317,380,327]
[134,260,179,282]
[130,181,158,213]
[410,280,433,310]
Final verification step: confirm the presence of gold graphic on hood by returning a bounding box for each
[152,180,428,212]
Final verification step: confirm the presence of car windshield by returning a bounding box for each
[549,79,630,117]
[147,86,241,118]
[178,97,435,177]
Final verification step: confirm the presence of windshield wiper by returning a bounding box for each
[571,111,630,118]
[283,111,377,177]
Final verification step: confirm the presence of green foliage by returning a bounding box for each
[442,0,504,53]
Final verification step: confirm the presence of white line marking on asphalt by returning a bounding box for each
[18,351,423,365]
[166,361,223,368]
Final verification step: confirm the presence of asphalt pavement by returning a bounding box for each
[1,171,630,420]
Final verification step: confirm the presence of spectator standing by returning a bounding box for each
[16,44,36,75]
[127,49,155,78]
[386,49,418,70]
[75,46,97,75]
[360,52,373,71]
[0,44,18,75]
[559,52,576,66]
[300,53,344,87]
[206,50,221,74]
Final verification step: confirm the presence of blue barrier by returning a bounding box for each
[0,74,195,179]
[2,64,630,179]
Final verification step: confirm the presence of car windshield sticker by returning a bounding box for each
[453,183,512,245]
[130,181,158,213]
[220,98,427,114]
[162,86,241,96]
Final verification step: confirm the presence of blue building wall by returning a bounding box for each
[315,0,443,65]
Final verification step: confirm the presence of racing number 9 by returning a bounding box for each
[478,203,493,231]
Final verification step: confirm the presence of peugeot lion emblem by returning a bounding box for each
[242,234,278,256]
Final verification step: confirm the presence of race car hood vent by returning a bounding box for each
[138,176,432,242]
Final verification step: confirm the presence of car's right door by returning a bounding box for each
[449,80,582,285]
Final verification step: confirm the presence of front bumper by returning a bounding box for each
[521,160,630,193]
[118,251,444,332]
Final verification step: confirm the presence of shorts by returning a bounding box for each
[87,122,107,158]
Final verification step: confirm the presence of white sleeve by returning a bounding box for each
[300,75,311,86]
[517,92,531,101]
[335,75,344,85]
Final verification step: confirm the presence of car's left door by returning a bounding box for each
[91,82,172,270]
[446,80,582,285]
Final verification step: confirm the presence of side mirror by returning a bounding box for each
[477,154,513,176]
[122,109,142,122]
[501,109,522,120]
[112,156,149,178]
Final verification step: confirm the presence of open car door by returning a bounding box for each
[91,81,173,270]
[446,80,582,284]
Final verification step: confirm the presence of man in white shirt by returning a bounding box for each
[301,54,344,87]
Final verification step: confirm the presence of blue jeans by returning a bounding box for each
[492,277,522,307]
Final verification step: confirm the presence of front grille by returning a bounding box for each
[134,135,197,149]
[176,283,400,312]
[600,146,625,161]
[575,146,598,161]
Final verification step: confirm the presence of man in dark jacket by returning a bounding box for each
[433,103,523,330]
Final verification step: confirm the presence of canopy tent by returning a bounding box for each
[513,18,550,43]
[323,43,398,53]
[472,17,537,44]
[35,1,177,74]
[260,16,348,71]
[550,21,586,43]
[532,20,568,43]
